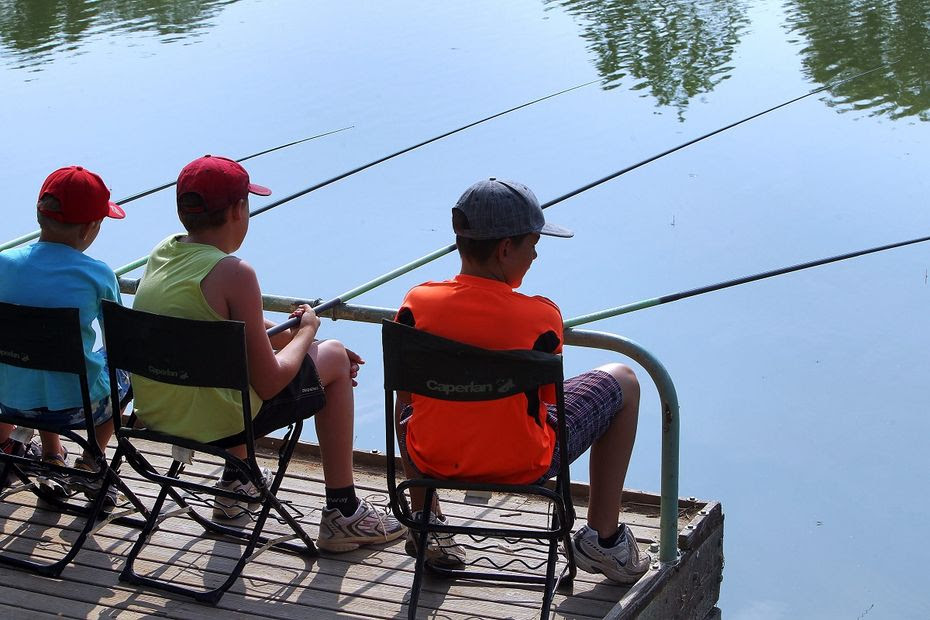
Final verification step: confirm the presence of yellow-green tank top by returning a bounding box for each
[131,235,262,442]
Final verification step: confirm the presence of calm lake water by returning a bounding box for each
[2,1,929,617]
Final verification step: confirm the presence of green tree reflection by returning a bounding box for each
[784,0,930,121]
[0,0,237,70]
[545,0,750,120]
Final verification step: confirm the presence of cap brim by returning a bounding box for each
[107,201,126,219]
[249,183,272,196]
[540,223,573,238]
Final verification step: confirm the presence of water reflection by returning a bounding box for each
[0,0,238,71]
[545,0,750,120]
[785,0,930,121]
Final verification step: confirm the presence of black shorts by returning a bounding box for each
[210,355,326,448]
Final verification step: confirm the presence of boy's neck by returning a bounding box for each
[181,227,241,254]
[38,231,84,252]
[459,256,510,286]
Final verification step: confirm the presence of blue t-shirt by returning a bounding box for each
[0,241,121,410]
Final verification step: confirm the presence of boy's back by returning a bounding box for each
[0,166,125,412]
[0,242,120,410]
[398,273,562,483]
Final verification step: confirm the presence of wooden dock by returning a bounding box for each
[0,440,723,619]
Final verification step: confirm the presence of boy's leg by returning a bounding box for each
[551,364,649,584]
[89,418,114,460]
[309,340,354,489]
[586,363,640,538]
[394,400,442,516]
[310,340,406,551]
[39,430,65,460]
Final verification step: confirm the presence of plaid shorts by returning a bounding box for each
[396,370,623,482]
[0,350,131,429]
[537,369,623,482]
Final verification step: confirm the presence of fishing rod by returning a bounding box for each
[114,78,600,276]
[0,125,354,254]
[564,233,930,327]
[282,62,893,317]
[115,125,354,206]
[247,79,600,219]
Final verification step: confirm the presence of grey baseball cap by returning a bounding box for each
[452,178,573,240]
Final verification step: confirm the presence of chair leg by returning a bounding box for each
[119,461,181,587]
[407,487,434,620]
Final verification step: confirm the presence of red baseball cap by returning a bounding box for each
[37,166,125,224]
[176,155,271,213]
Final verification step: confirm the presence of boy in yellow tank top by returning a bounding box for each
[134,156,404,552]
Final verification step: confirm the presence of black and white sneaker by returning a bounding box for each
[570,523,651,585]
[317,499,406,553]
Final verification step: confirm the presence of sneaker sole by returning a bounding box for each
[404,537,467,568]
[212,500,259,520]
[572,545,649,585]
[317,527,406,553]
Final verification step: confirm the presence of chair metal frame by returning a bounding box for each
[382,319,577,620]
[102,300,317,605]
[0,301,147,577]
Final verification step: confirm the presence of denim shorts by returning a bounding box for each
[0,350,131,430]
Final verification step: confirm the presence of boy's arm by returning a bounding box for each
[215,258,318,400]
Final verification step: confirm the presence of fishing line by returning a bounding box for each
[564,233,930,327]
[290,62,894,316]
[0,125,353,254]
[114,79,600,276]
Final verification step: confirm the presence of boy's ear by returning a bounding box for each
[496,237,512,259]
[79,219,102,240]
[229,199,247,221]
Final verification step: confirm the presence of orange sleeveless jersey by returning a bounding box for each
[397,274,562,484]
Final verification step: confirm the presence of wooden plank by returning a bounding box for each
[0,505,610,620]
[0,437,707,619]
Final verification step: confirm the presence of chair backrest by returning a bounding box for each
[102,301,249,392]
[101,300,254,441]
[0,300,92,420]
[382,318,564,400]
[382,318,569,495]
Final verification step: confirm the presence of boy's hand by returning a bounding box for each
[346,348,364,387]
[291,304,320,338]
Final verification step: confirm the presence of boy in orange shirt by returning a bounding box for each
[395,178,650,584]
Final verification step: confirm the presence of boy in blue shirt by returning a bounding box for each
[0,166,128,499]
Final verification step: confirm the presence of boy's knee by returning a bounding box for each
[315,339,351,385]
[318,339,348,364]
[601,363,639,399]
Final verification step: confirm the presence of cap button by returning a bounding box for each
[489,177,496,181]
[75,166,83,171]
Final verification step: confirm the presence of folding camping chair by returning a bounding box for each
[382,319,576,620]
[0,301,146,577]
[101,300,317,605]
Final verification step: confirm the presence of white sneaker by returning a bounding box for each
[317,499,406,552]
[570,524,650,584]
[212,467,272,520]
[404,511,467,568]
